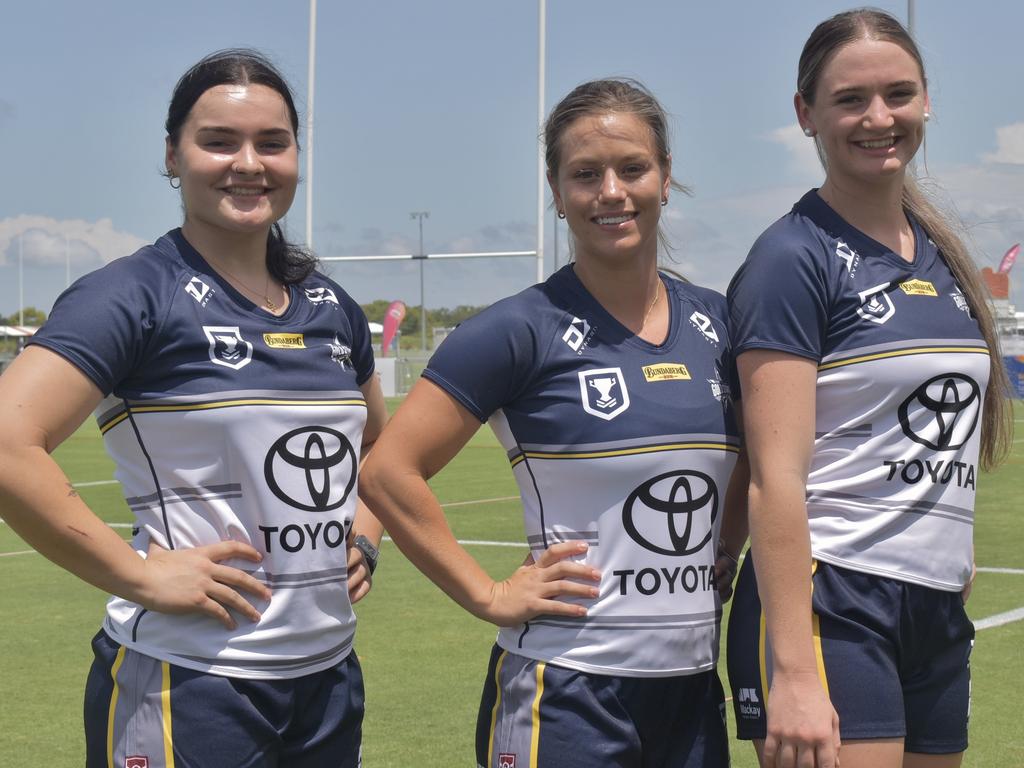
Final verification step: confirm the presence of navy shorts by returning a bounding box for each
[84,629,364,768]
[476,644,729,768]
[726,557,973,754]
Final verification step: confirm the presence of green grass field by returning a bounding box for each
[1,403,1021,766]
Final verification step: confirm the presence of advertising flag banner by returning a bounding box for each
[998,243,1019,274]
[381,300,406,356]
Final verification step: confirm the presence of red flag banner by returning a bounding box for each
[381,300,406,356]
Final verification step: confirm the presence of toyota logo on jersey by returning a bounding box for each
[622,470,718,556]
[264,427,357,511]
[898,374,981,451]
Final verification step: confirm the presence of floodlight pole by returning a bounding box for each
[306,0,317,249]
[65,234,70,288]
[411,211,430,351]
[907,0,915,35]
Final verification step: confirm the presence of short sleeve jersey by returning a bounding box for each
[425,265,740,677]
[29,230,375,679]
[728,191,988,591]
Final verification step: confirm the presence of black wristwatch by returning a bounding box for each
[352,535,379,575]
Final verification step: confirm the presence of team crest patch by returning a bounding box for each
[204,326,253,370]
[899,279,937,297]
[263,332,306,349]
[856,283,895,325]
[579,367,630,420]
[950,286,972,316]
[304,286,339,305]
[328,334,352,369]
[642,363,690,382]
[708,364,731,408]
[125,757,149,768]
[498,754,517,768]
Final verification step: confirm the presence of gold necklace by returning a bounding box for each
[640,280,660,331]
[208,260,281,311]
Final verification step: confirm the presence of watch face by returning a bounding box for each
[355,536,378,572]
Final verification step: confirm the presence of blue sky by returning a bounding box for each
[2,0,1023,318]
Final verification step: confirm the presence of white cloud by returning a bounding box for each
[0,215,146,268]
[982,122,1024,165]
[766,123,823,180]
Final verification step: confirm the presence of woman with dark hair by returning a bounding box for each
[360,78,747,768]
[0,49,385,765]
[725,9,1012,768]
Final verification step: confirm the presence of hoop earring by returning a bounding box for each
[168,175,181,190]
[557,211,565,219]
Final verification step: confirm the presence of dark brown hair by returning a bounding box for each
[166,49,316,284]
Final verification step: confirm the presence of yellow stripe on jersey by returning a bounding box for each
[810,561,832,699]
[487,650,508,768]
[107,644,127,768]
[161,661,176,768]
[99,397,366,434]
[818,345,988,372]
[100,411,131,434]
[530,662,546,767]
[508,441,739,467]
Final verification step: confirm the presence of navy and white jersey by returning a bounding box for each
[30,229,374,679]
[425,265,739,677]
[729,190,988,591]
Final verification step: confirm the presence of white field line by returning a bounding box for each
[973,607,1024,631]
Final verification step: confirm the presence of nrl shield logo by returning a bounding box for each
[203,325,253,370]
[856,282,895,325]
[579,367,630,420]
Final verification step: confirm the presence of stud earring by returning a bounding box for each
[661,199,668,207]
[803,127,815,137]
[557,210,565,219]
[924,112,931,122]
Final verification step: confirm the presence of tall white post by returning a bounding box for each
[306,0,318,249]
[18,233,24,326]
[535,0,546,284]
